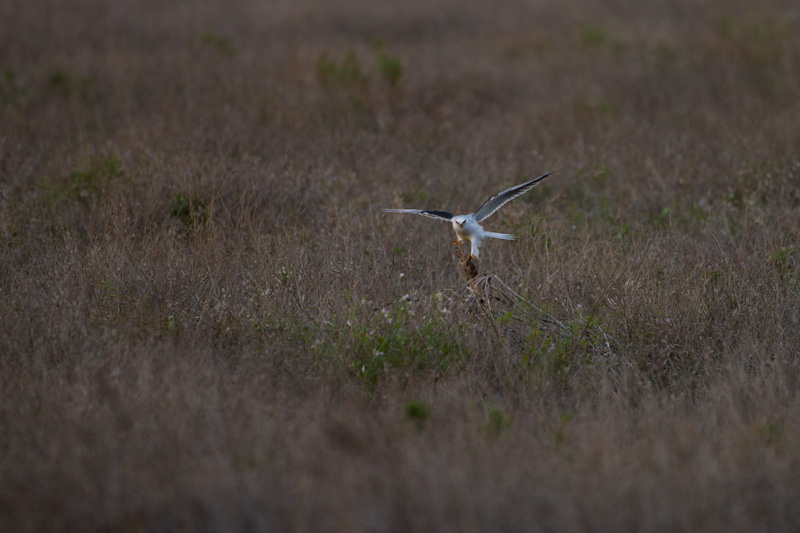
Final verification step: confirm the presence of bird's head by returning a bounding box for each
[453,216,467,227]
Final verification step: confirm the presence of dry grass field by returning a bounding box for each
[2,0,800,530]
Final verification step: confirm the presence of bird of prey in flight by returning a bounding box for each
[382,172,550,259]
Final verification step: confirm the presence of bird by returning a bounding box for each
[382,172,550,259]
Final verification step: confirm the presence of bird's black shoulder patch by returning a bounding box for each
[422,210,454,219]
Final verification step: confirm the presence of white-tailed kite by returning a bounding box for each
[382,172,550,259]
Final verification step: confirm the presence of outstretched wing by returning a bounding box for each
[472,172,551,222]
[381,209,454,221]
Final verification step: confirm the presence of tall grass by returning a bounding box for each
[2,0,800,530]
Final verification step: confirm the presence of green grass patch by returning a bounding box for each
[484,403,512,436]
[169,193,209,227]
[373,37,404,87]
[404,399,431,430]
[349,302,465,394]
[317,39,404,94]
[199,31,237,57]
[316,51,369,91]
[580,25,610,47]
[42,149,126,211]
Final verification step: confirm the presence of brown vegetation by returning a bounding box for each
[2,0,800,530]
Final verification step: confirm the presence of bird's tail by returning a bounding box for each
[485,231,515,241]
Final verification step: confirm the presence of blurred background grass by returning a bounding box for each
[1,0,799,530]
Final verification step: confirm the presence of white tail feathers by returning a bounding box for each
[485,231,515,241]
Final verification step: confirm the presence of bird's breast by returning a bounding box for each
[453,219,477,239]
